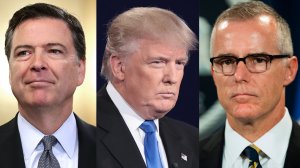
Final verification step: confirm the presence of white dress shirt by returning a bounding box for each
[222,108,292,168]
[18,112,79,168]
[107,82,169,168]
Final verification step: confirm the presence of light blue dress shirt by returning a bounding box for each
[18,112,79,168]
[222,108,292,168]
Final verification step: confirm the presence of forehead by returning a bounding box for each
[137,39,188,58]
[212,15,279,56]
[12,18,72,47]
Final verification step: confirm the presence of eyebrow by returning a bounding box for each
[45,43,67,51]
[149,55,189,62]
[13,43,67,53]
[13,45,33,53]
[214,52,271,58]
[214,53,236,58]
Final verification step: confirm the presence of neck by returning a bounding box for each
[18,102,73,135]
[228,103,285,143]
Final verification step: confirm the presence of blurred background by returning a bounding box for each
[97,0,200,127]
[0,0,96,125]
[199,0,300,139]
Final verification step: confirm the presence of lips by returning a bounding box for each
[158,92,176,98]
[232,93,253,97]
[231,92,257,103]
[25,79,55,84]
[24,79,55,88]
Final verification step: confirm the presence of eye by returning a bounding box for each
[176,60,187,66]
[48,49,63,54]
[151,60,164,64]
[214,57,236,65]
[16,50,32,57]
[250,56,269,64]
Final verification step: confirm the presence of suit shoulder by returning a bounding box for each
[0,118,18,140]
[75,115,96,134]
[160,117,198,136]
[288,121,300,149]
[200,128,224,148]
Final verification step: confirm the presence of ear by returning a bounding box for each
[110,55,125,81]
[77,60,86,86]
[210,65,214,75]
[211,65,217,80]
[9,65,12,85]
[283,56,298,86]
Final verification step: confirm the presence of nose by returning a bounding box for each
[162,63,180,85]
[30,51,47,72]
[234,61,250,82]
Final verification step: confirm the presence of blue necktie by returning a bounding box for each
[140,120,163,168]
[242,145,262,168]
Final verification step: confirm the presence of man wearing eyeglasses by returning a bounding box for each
[200,1,299,168]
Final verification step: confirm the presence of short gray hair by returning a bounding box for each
[211,1,293,56]
[101,7,197,80]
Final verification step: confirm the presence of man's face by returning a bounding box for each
[119,39,188,119]
[9,18,85,109]
[211,16,295,124]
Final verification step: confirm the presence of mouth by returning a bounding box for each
[25,80,55,87]
[158,92,176,98]
[232,93,255,97]
[231,93,257,102]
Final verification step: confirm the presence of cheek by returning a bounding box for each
[214,77,228,96]
[9,64,25,83]
[262,69,285,95]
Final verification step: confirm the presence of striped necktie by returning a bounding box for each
[241,145,262,168]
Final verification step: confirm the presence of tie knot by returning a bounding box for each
[242,145,260,162]
[140,120,156,133]
[41,135,58,151]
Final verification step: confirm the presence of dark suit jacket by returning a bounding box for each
[97,86,199,168]
[0,113,96,168]
[199,122,300,168]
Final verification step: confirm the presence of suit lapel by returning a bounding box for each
[75,114,96,168]
[98,87,146,168]
[159,118,192,168]
[199,128,224,168]
[0,114,25,168]
[284,122,300,168]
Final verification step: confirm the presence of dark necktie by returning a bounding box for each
[241,145,262,168]
[140,120,163,168]
[38,135,61,168]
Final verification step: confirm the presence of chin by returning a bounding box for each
[231,107,261,121]
[151,111,168,119]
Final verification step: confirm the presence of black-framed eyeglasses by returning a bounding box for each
[210,54,290,76]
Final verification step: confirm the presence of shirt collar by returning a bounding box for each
[18,112,78,159]
[255,108,292,165]
[224,107,292,166]
[53,112,78,158]
[106,82,159,132]
[224,119,250,167]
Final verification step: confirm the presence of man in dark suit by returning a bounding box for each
[200,1,299,168]
[0,3,95,167]
[97,7,198,168]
